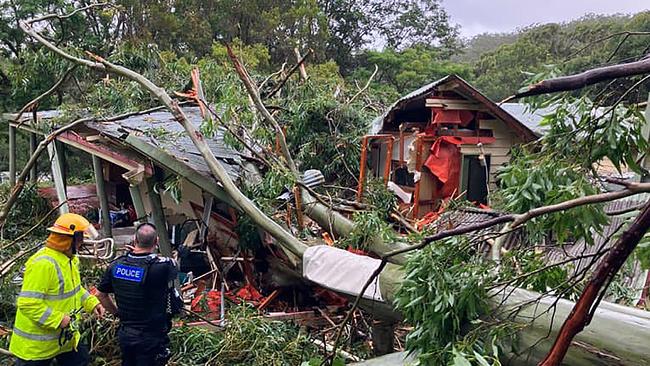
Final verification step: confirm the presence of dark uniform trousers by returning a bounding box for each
[14,344,89,366]
[117,325,170,366]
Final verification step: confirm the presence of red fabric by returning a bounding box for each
[346,246,369,256]
[424,136,462,198]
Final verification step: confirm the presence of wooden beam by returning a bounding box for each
[128,183,147,222]
[425,98,486,111]
[47,143,69,214]
[199,192,213,242]
[124,134,238,209]
[57,131,152,175]
[356,136,369,202]
[92,155,112,238]
[55,140,66,191]
[8,126,16,187]
[146,175,172,257]
[29,133,37,182]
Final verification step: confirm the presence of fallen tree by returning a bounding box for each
[11,6,650,366]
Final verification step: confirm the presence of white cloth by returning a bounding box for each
[303,245,384,302]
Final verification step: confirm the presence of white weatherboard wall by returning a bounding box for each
[460,119,522,188]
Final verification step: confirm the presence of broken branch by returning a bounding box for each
[1,201,65,251]
[503,56,650,101]
[347,64,378,105]
[328,182,650,361]
[540,201,650,365]
[21,19,309,258]
[0,117,91,226]
[14,65,77,127]
[225,43,298,174]
[27,2,112,24]
[265,49,312,99]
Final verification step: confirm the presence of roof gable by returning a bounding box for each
[370,75,538,142]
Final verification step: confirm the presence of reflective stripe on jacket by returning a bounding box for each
[9,246,99,360]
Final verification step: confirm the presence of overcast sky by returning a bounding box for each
[443,0,650,38]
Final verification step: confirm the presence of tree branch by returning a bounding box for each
[540,200,650,365]
[265,49,312,99]
[225,43,298,174]
[328,183,650,361]
[0,117,91,226]
[347,64,378,105]
[21,19,309,258]
[26,2,113,24]
[13,65,77,126]
[502,56,650,101]
[0,201,65,251]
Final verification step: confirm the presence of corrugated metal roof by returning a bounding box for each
[370,76,451,134]
[545,193,650,271]
[5,106,242,182]
[86,106,241,180]
[427,208,523,249]
[500,103,554,135]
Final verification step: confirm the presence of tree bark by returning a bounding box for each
[539,200,650,366]
[506,56,650,100]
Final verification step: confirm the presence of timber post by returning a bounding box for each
[128,184,147,222]
[92,155,112,238]
[47,141,69,214]
[356,136,369,202]
[29,133,37,182]
[146,176,172,257]
[199,192,214,242]
[8,125,16,187]
[54,140,66,190]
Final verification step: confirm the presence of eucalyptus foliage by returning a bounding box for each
[395,236,496,365]
[495,152,608,245]
[533,94,648,175]
[169,305,318,366]
[340,180,398,250]
[0,183,51,239]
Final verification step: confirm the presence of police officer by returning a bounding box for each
[96,223,181,366]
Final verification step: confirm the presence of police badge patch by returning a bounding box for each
[113,264,145,282]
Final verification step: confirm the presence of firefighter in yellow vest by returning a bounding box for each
[9,213,105,365]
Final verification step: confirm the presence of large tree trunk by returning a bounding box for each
[301,192,410,264]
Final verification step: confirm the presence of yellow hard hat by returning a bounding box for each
[47,213,93,237]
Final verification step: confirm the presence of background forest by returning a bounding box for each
[1,1,649,124]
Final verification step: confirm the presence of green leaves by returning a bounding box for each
[169,304,319,365]
[395,236,492,365]
[495,151,608,245]
[358,45,472,94]
[534,94,649,176]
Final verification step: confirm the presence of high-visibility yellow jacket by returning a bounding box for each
[9,246,99,360]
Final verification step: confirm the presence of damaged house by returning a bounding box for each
[3,107,241,253]
[2,107,262,294]
[358,75,538,219]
